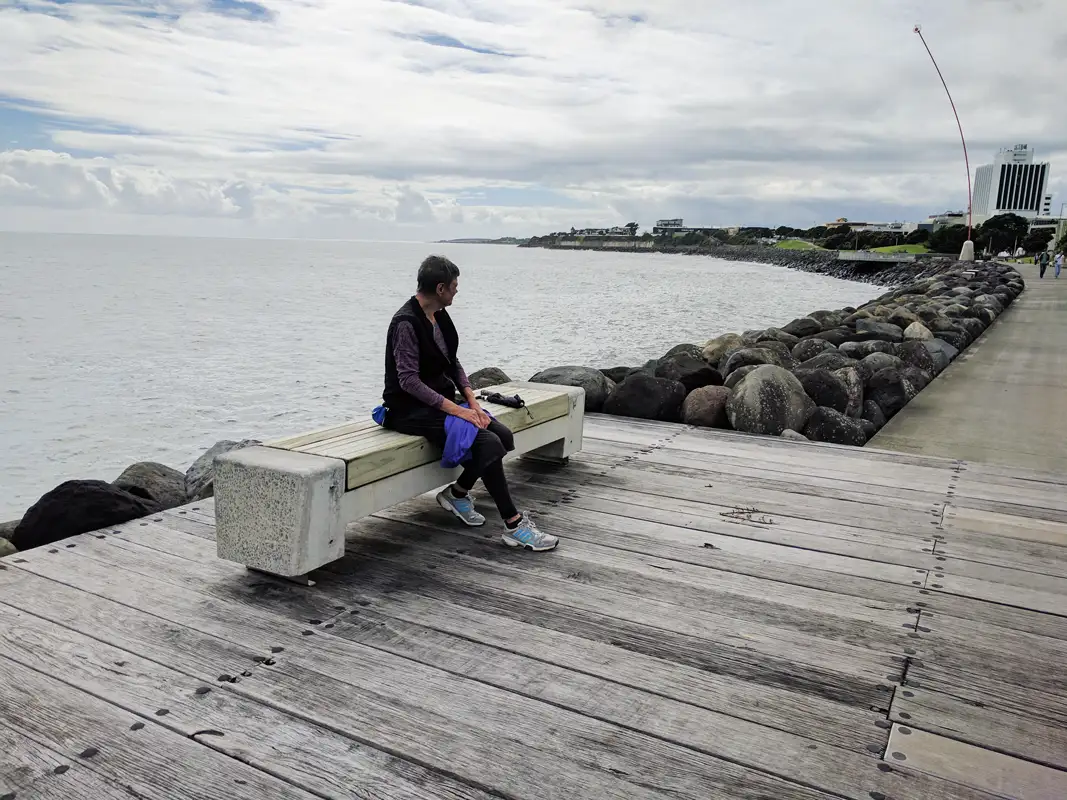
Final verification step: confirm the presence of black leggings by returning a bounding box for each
[385,407,519,520]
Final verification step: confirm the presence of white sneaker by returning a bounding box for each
[501,512,559,552]
[436,487,485,527]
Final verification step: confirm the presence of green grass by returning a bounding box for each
[776,239,823,250]
[870,244,929,254]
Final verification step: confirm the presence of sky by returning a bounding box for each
[1,0,1065,239]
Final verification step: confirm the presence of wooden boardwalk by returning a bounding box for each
[2,415,1067,799]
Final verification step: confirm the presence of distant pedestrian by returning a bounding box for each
[1038,250,1050,278]
[1056,252,1064,279]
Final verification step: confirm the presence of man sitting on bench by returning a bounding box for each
[381,255,559,552]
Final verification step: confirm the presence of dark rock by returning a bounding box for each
[186,439,261,501]
[603,374,687,422]
[958,318,986,339]
[804,407,867,446]
[662,343,703,361]
[702,333,745,366]
[753,340,794,360]
[867,368,919,419]
[807,310,843,330]
[113,461,187,510]
[833,367,865,418]
[655,354,724,394]
[839,340,895,360]
[725,365,816,436]
[468,367,511,389]
[887,308,921,330]
[923,339,959,373]
[936,330,969,351]
[0,519,19,541]
[805,328,854,347]
[860,352,903,377]
[792,339,837,362]
[854,319,905,343]
[721,347,784,377]
[895,341,937,374]
[681,386,733,429]
[600,367,631,384]
[755,328,800,348]
[858,419,878,440]
[530,366,614,412]
[901,366,934,392]
[724,365,760,390]
[781,317,823,338]
[11,480,159,551]
[796,370,850,415]
[781,429,809,442]
[862,400,887,430]
[801,352,859,373]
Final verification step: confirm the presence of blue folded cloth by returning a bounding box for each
[371,403,492,468]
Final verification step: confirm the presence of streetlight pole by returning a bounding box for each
[914,25,974,261]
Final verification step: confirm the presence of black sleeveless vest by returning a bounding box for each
[383,296,461,415]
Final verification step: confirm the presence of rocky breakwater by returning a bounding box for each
[509,261,1022,446]
[0,439,260,557]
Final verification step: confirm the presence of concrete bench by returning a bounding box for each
[213,382,585,580]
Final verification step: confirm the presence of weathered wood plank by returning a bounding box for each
[884,723,1067,800]
[929,572,1067,616]
[890,686,1067,771]
[944,503,1067,548]
[0,654,322,800]
[0,722,137,800]
[63,518,889,754]
[0,602,502,800]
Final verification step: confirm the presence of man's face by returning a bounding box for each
[437,279,458,307]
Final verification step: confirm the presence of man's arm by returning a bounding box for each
[394,323,486,427]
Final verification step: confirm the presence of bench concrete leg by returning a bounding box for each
[214,446,346,578]
[524,388,585,465]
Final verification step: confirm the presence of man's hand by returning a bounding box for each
[467,398,492,429]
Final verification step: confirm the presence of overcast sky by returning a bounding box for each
[1,0,1064,239]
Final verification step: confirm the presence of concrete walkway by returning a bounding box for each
[871,261,1067,473]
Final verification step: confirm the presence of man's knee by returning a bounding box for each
[472,429,507,464]
[489,420,515,452]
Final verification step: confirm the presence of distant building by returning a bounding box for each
[651,218,720,236]
[973,144,1051,220]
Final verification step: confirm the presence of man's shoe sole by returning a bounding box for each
[501,534,558,552]
[437,493,485,527]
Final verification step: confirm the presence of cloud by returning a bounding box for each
[0,0,1065,237]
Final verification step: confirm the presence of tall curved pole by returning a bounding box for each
[914,25,972,242]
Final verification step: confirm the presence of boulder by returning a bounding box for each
[801,351,859,373]
[185,439,261,501]
[901,365,934,393]
[895,341,937,374]
[781,317,823,339]
[0,519,19,541]
[805,328,854,348]
[796,370,850,415]
[625,359,660,379]
[936,330,969,351]
[903,322,934,341]
[11,480,159,551]
[862,400,887,430]
[724,365,760,390]
[468,367,511,389]
[792,339,837,363]
[803,407,867,446]
[839,340,895,360]
[858,419,878,440]
[702,333,745,366]
[113,461,187,510]
[600,367,631,384]
[807,310,843,330]
[887,308,921,330]
[662,343,703,361]
[867,368,918,419]
[530,366,614,412]
[755,328,800,348]
[603,374,687,422]
[654,354,724,393]
[0,538,15,558]
[681,386,733,429]
[959,318,986,340]
[726,365,816,436]
[781,429,809,442]
[721,347,784,377]
[860,352,903,377]
[923,339,959,373]
[854,319,905,343]
[833,367,865,418]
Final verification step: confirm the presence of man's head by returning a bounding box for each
[416,255,460,307]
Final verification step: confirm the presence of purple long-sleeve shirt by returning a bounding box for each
[393,320,470,410]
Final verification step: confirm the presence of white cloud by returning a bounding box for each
[0,0,1065,236]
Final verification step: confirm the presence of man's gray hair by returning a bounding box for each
[417,255,460,294]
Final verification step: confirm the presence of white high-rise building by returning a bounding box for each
[972,144,1051,220]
